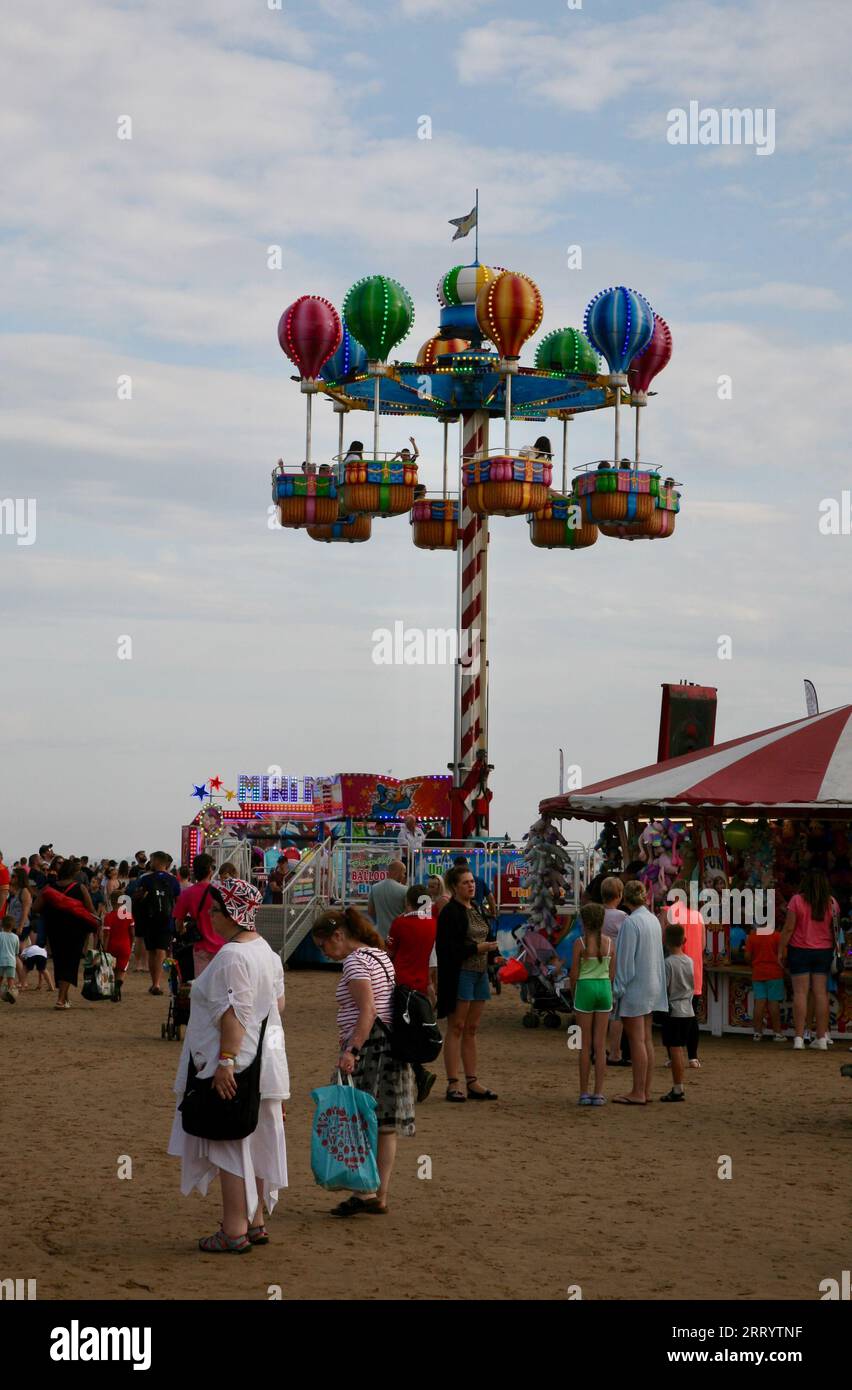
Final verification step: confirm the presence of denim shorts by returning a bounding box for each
[787,946,833,977]
[753,977,786,1001]
[457,969,491,1003]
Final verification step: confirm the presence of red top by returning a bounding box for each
[744,930,783,981]
[0,863,9,918]
[174,881,226,957]
[386,911,437,993]
[103,909,133,954]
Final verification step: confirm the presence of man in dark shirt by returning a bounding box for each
[130,851,181,995]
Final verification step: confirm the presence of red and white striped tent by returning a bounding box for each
[540,706,852,822]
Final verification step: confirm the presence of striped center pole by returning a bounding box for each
[452,408,490,841]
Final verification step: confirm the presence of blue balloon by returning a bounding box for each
[321,326,367,381]
[583,287,655,375]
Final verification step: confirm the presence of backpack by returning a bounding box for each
[135,874,175,929]
[363,949,443,1065]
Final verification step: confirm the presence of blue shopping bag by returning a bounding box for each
[310,1074,380,1192]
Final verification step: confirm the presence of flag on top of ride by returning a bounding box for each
[449,206,477,240]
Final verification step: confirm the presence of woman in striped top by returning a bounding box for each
[312,906,415,1217]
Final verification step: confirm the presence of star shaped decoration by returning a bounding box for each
[209,776,223,791]
[225,789,237,802]
[191,784,208,801]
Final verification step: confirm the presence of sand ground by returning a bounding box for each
[3,966,850,1301]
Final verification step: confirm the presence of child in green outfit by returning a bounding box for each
[569,903,615,1106]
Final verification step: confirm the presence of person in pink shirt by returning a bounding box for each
[663,880,705,1070]
[779,866,838,1050]
[174,853,226,977]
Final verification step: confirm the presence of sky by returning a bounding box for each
[1,0,851,858]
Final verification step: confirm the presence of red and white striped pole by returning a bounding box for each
[451,408,491,841]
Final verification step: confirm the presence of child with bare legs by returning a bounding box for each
[569,903,615,1106]
[659,922,694,1102]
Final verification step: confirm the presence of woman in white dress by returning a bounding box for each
[168,877,289,1253]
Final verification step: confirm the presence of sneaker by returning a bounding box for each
[824,1036,834,1046]
[752,1032,763,1042]
[772,1033,786,1042]
[810,1037,828,1051]
[792,1037,805,1050]
[416,1070,437,1104]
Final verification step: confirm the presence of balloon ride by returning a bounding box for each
[270,200,682,836]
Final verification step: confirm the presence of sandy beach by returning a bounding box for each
[4,967,849,1302]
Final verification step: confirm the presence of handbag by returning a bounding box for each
[310,1073,379,1192]
[176,885,210,947]
[81,947,116,1001]
[180,1017,268,1140]
[830,908,845,979]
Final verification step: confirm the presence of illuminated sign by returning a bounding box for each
[237,774,331,805]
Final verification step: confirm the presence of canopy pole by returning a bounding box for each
[561,416,569,495]
[613,379,620,467]
[442,419,449,500]
[504,371,512,454]
[305,390,313,467]
[373,374,380,458]
[338,408,345,462]
[634,403,641,467]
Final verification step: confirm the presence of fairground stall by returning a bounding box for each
[539,705,852,1039]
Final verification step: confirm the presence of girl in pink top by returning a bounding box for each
[779,868,838,1050]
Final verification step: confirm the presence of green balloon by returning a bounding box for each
[724,819,753,852]
[535,327,599,375]
[342,275,414,362]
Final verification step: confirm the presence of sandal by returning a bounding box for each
[445,1078,467,1103]
[330,1195,386,1217]
[660,1089,686,1102]
[247,1225,269,1245]
[612,1095,646,1105]
[577,1094,593,1106]
[466,1076,498,1100]
[198,1229,252,1253]
[590,1095,607,1106]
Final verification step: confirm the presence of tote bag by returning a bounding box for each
[310,1074,379,1193]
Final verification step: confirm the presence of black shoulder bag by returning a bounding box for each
[180,1016,268,1140]
[361,948,443,1065]
[176,885,210,947]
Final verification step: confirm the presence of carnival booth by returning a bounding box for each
[539,706,852,1039]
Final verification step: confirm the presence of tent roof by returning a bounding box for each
[540,706,852,822]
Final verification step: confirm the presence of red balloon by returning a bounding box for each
[278,295,342,379]
[628,314,672,395]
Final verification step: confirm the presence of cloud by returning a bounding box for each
[696,282,842,312]
[455,1,852,150]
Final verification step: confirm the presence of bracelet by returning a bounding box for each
[220,1050,236,1059]
[217,1057,235,1068]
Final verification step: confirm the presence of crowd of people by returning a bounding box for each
[3,833,849,1253]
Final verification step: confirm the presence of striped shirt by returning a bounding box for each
[336,947,395,1044]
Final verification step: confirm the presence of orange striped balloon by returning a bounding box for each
[475,271,543,359]
[415,335,469,367]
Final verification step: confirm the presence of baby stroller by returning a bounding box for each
[513,925,573,1030]
[161,950,192,1041]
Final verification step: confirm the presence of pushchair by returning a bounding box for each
[513,925,574,1029]
[161,947,192,1041]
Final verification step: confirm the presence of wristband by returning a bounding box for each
[217,1057,235,1068]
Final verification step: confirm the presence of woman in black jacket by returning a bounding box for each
[436,865,500,1102]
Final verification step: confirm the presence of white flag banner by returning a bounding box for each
[449,206,477,241]
[804,679,819,717]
